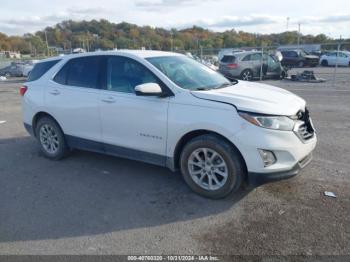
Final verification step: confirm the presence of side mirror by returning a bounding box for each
[274,51,283,62]
[135,83,163,97]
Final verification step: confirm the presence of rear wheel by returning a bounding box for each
[321,60,328,66]
[180,135,244,199]
[240,69,253,81]
[35,117,68,160]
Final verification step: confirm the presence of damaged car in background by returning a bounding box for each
[218,51,287,81]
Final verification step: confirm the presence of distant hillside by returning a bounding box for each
[0,19,340,56]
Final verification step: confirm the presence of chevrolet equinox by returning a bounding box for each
[21,50,317,198]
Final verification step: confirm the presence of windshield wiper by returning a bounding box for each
[194,87,210,91]
[214,83,232,89]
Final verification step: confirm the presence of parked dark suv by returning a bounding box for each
[280,50,319,68]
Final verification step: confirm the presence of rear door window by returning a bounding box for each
[290,51,298,57]
[250,53,262,61]
[53,56,102,89]
[242,55,251,61]
[281,51,292,57]
[27,60,60,82]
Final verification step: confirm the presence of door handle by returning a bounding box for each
[50,89,60,95]
[101,97,116,103]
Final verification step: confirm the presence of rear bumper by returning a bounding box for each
[247,153,313,186]
[219,69,240,78]
[24,123,34,136]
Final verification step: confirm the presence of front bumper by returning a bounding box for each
[24,123,34,136]
[247,153,313,186]
[229,117,317,184]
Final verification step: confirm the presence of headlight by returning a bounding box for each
[238,111,295,131]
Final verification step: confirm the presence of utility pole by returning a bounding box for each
[286,17,290,31]
[170,32,174,51]
[297,23,301,46]
[44,30,49,57]
[333,35,342,87]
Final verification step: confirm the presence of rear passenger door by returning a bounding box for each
[249,53,263,75]
[46,56,103,145]
[99,56,169,165]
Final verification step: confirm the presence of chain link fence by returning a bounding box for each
[1,42,349,86]
[176,41,350,87]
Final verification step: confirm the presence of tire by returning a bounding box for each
[280,71,286,79]
[297,61,304,67]
[240,69,253,81]
[180,134,245,199]
[321,60,328,67]
[35,117,68,160]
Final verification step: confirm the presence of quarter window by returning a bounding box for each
[106,56,159,93]
[27,60,60,82]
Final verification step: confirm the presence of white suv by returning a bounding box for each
[21,50,317,198]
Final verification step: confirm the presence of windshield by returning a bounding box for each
[299,50,308,56]
[146,56,232,90]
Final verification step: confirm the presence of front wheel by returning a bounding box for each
[180,135,245,199]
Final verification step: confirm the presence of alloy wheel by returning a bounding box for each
[39,124,59,154]
[242,70,252,81]
[187,148,228,191]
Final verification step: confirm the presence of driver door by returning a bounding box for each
[266,55,281,77]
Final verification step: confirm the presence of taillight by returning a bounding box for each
[227,63,238,69]
[20,86,28,96]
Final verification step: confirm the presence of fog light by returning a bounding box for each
[258,149,277,167]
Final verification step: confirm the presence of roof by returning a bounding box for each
[222,50,261,56]
[116,50,181,58]
[37,50,182,63]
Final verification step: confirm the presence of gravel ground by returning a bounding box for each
[0,67,349,258]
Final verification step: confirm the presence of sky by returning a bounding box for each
[0,0,349,38]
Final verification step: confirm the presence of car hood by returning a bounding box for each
[191,81,306,116]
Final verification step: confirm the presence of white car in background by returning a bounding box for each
[320,51,350,66]
[21,50,317,198]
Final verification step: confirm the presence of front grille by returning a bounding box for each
[294,107,315,142]
[297,123,314,141]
